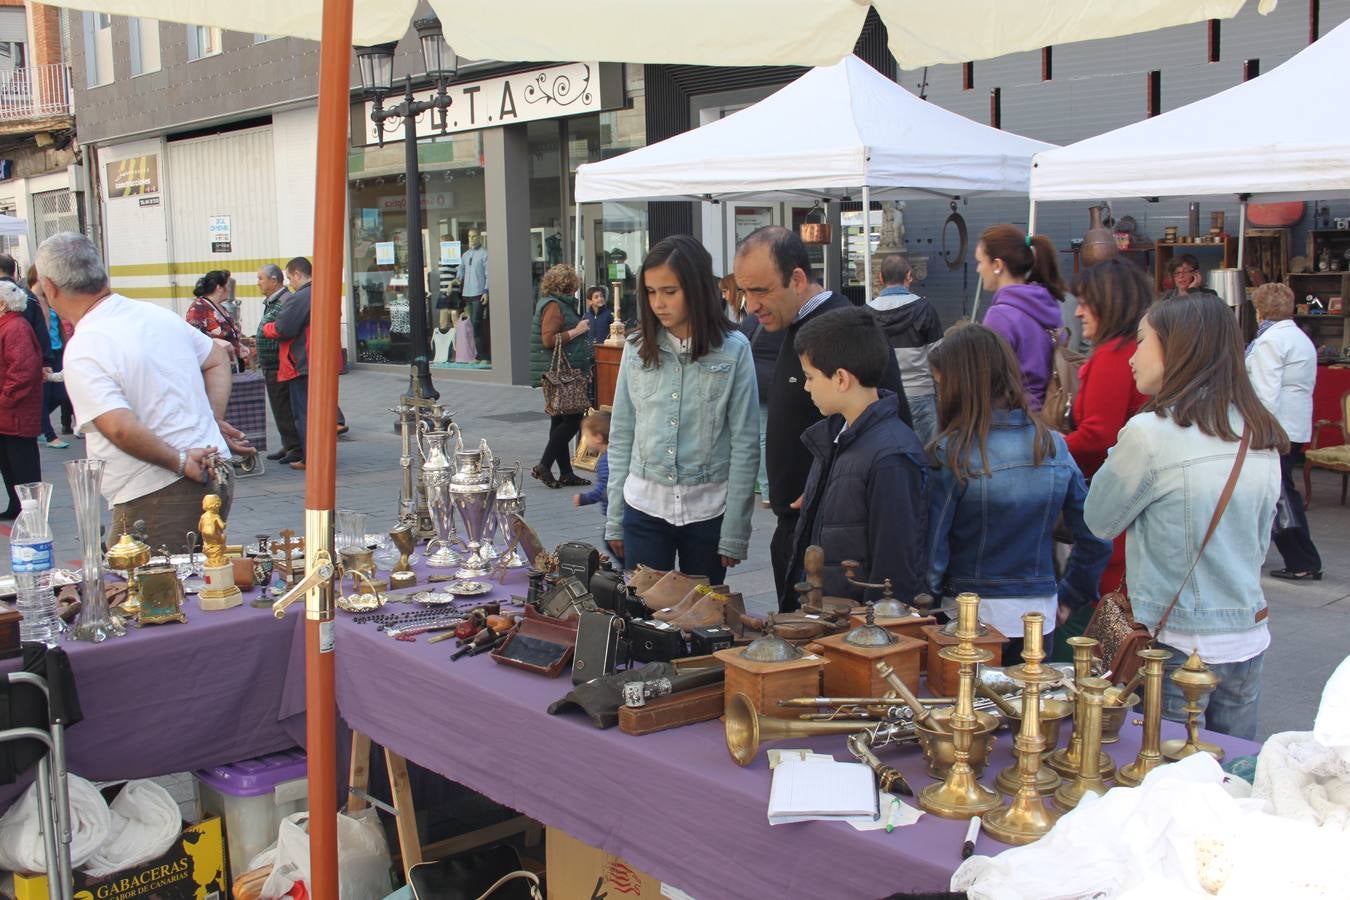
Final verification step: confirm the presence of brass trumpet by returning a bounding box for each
[725,692,917,767]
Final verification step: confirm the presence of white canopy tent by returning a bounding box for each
[1029,16,1350,266]
[44,0,1269,68]
[575,55,1054,297]
[0,213,27,237]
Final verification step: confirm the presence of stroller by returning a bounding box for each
[1,645,81,900]
[225,370,268,476]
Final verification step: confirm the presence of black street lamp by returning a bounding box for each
[356,17,458,402]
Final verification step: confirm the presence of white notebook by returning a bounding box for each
[767,757,880,825]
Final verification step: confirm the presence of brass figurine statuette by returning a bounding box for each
[198,494,243,611]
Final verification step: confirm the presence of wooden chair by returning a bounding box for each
[1304,390,1350,507]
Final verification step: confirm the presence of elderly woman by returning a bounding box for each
[530,264,593,489]
[1247,282,1321,579]
[187,270,246,368]
[0,280,44,519]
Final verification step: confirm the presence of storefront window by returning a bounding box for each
[348,132,492,368]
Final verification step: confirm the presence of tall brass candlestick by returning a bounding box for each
[1053,676,1112,810]
[1047,636,1112,779]
[984,613,1060,844]
[919,593,1001,819]
[1160,651,1224,762]
[605,280,626,345]
[1116,648,1172,787]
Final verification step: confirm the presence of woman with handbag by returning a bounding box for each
[926,324,1110,665]
[530,264,593,489]
[1055,259,1152,654]
[605,235,759,585]
[1085,294,1284,739]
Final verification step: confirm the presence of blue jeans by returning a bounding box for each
[908,393,938,445]
[1158,642,1264,741]
[622,504,726,585]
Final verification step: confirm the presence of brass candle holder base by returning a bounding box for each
[1160,651,1224,762]
[920,770,1002,819]
[1046,747,1114,779]
[995,760,1061,796]
[1053,677,1111,811]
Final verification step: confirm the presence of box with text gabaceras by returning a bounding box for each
[14,816,227,900]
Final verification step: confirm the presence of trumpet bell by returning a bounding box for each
[724,692,879,767]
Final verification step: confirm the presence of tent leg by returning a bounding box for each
[1028,199,1038,235]
[1237,200,1247,271]
[862,186,872,303]
[301,0,351,897]
[721,201,730,276]
[574,204,583,283]
[971,276,985,321]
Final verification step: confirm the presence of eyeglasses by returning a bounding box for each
[1174,267,1198,276]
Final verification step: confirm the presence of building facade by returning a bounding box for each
[69,1,1350,382]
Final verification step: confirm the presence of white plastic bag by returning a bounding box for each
[259,809,392,900]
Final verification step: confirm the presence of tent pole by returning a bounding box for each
[300,0,350,895]
[971,275,985,321]
[574,204,583,283]
[1028,199,1038,235]
[862,186,872,303]
[1237,199,1247,271]
[721,200,730,275]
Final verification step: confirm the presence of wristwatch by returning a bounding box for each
[176,449,187,478]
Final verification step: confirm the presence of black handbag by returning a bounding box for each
[408,843,539,900]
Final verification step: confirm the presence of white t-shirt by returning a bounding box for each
[64,293,227,507]
[980,595,1058,639]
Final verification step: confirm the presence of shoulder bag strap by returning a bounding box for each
[1150,425,1251,639]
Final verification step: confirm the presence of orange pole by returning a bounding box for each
[304,0,352,895]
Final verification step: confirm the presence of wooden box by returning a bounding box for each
[812,630,924,697]
[849,611,937,669]
[619,683,725,736]
[714,648,827,720]
[0,608,20,660]
[922,623,1009,697]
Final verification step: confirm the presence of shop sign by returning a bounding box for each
[378,191,455,213]
[209,215,231,253]
[362,62,622,145]
[105,155,160,198]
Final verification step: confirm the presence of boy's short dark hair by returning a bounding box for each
[582,410,611,439]
[794,306,890,388]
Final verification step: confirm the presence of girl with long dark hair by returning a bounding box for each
[1086,294,1284,739]
[977,224,1067,412]
[605,235,759,583]
[927,324,1109,664]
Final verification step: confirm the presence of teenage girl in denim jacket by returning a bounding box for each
[1085,295,1284,740]
[605,236,760,584]
[927,324,1110,664]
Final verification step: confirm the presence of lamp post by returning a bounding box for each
[356,17,457,402]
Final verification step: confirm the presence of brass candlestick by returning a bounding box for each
[1116,648,1172,787]
[1160,651,1224,762]
[1047,636,1113,778]
[389,523,417,590]
[1053,677,1112,811]
[918,593,1001,819]
[984,613,1060,844]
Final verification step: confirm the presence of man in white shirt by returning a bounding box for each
[1246,282,1322,580]
[35,232,251,550]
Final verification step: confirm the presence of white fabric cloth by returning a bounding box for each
[979,595,1056,640]
[64,293,227,506]
[82,779,183,877]
[954,753,1350,899]
[0,774,110,872]
[1246,319,1316,444]
[1156,622,1271,666]
[1314,654,1350,765]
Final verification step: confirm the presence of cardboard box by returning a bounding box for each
[546,827,671,900]
[15,816,228,900]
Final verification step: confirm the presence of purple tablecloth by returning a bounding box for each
[335,573,1260,899]
[1,588,306,811]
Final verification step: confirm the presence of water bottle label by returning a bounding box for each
[11,541,54,572]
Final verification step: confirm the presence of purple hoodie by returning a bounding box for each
[982,283,1064,411]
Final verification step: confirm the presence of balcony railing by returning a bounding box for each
[0,63,72,122]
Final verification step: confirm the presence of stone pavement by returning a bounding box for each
[18,365,1350,741]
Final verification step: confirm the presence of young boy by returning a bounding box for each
[788,306,928,608]
[573,411,611,515]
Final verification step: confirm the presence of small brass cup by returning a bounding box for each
[916,708,1000,779]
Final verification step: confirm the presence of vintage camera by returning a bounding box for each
[556,542,601,585]
[572,610,625,685]
[1335,217,1349,231]
[534,575,597,620]
[625,618,687,663]
[687,625,734,657]
[588,567,630,616]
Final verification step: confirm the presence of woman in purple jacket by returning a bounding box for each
[977,224,1068,412]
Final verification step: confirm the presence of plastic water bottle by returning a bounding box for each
[9,481,60,646]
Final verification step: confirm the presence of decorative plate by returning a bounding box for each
[443,580,491,597]
[412,591,458,605]
[337,592,385,613]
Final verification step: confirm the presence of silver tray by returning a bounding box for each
[0,568,81,599]
[442,580,491,597]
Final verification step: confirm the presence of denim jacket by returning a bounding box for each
[1085,408,1279,635]
[928,409,1110,609]
[605,329,760,559]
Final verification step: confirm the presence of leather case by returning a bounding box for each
[556,541,600,585]
[618,683,725,736]
[572,610,624,685]
[626,618,687,663]
[490,606,579,678]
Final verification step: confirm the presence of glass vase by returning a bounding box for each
[66,458,125,641]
